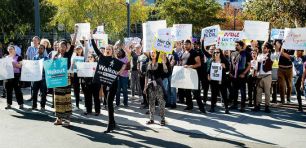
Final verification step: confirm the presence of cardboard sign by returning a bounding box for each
[143,20,167,52]
[201,25,221,46]
[92,34,108,48]
[70,56,84,73]
[44,58,68,88]
[243,20,270,41]
[76,62,97,77]
[0,57,14,80]
[210,62,222,81]
[171,66,198,90]
[75,23,90,40]
[154,38,174,53]
[283,28,306,50]
[93,56,124,86]
[172,24,192,41]
[21,60,44,82]
[217,30,243,50]
[96,25,105,34]
[270,29,285,40]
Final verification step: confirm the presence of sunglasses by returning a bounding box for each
[88,56,93,58]
[214,52,220,54]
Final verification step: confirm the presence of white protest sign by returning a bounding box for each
[283,28,306,50]
[217,30,243,50]
[96,26,105,34]
[124,37,141,45]
[51,51,58,59]
[0,57,14,80]
[171,66,198,90]
[92,34,108,48]
[172,24,192,41]
[76,62,97,77]
[21,60,44,82]
[201,25,221,46]
[210,62,222,81]
[243,20,270,41]
[270,29,285,40]
[143,20,167,52]
[154,38,174,53]
[75,23,90,40]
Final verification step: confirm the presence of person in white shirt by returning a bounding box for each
[253,42,273,113]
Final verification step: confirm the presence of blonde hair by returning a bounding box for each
[40,38,51,48]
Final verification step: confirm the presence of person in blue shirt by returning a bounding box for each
[31,44,49,110]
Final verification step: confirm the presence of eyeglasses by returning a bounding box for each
[214,52,220,54]
[88,56,93,58]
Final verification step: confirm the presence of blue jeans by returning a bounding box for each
[163,77,170,105]
[169,76,177,106]
[116,76,129,106]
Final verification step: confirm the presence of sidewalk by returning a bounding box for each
[0,87,306,148]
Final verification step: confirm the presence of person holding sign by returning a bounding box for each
[5,45,24,110]
[31,44,49,110]
[229,41,251,112]
[52,26,78,127]
[91,33,125,133]
[207,48,230,114]
[143,50,168,126]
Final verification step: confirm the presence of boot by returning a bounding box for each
[265,106,271,113]
[252,105,260,112]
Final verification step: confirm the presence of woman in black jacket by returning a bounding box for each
[207,48,230,114]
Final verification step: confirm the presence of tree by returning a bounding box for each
[0,0,56,42]
[46,0,150,40]
[217,4,244,31]
[155,0,225,36]
[243,0,306,28]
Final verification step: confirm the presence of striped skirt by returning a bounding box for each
[54,85,72,119]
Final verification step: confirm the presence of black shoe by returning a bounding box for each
[248,103,253,107]
[170,105,177,109]
[225,109,230,114]
[298,107,303,112]
[265,106,271,113]
[5,105,11,109]
[200,108,206,114]
[104,123,116,133]
[229,105,238,110]
[208,108,215,112]
[252,106,260,112]
[184,107,193,110]
[239,108,245,112]
[31,107,38,110]
[287,99,291,103]
[1,94,6,98]
[165,104,171,108]
[271,100,277,103]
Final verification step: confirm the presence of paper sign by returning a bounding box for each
[172,24,192,41]
[124,37,141,45]
[21,60,44,82]
[70,56,84,73]
[243,20,270,41]
[75,23,90,40]
[44,58,68,88]
[0,57,14,80]
[201,25,221,46]
[143,20,167,52]
[76,62,97,77]
[96,26,105,34]
[217,30,243,50]
[171,66,198,90]
[270,29,285,40]
[154,38,173,53]
[283,28,306,50]
[210,62,222,81]
[93,34,108,48]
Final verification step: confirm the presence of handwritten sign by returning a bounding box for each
[44,58,68,88]
[93,34,108,48]
[217,31,243,50]
[201,25,221,46]
[21,60,44,82]
[75,23,90,40]
[243,20,270,41]
[0,57,14,80]
[270,29,285,40]
[76,62,97,77]
[70,56,84,73]
[283,28,306,50]
[143,20,167,52]
[171,66,198,90]
[172,24,192,41]
[210,62,222,81]
[154,38,173,53]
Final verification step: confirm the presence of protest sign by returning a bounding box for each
[201,25,221,46]
[124,37,141,45]
[210,62,222,81]
[70,56,84,73]
[270,29,285,40]
[217,30,243,50]
[154,37,174,53]
[143,20,167,52]
[93,34,108,48]
[0,57,14,80]
[93,57,124,86]
[21,60,44,82]
[172,24,192,41]
[96,25,105,34]
[171,66,198,90]
[283,28,306,50]
[76,62,97,77]
[44,58,68,88]
[243,20,269,41]
[75,23,90,40]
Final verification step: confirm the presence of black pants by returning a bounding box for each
[185,80,205,111]
[72,76,85,108]
[202,72,210,104]
[103,81,118,125]
[231,77,247,109]
[84,83,101,113]
[247,76,257,105]
[140,75,148,106]
[295,76,303,109]
[32,80,47,108]
[210,81,229,110]
[178,88,185,103]
[6,74,23,105]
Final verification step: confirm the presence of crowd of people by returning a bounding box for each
[0,26,305,133]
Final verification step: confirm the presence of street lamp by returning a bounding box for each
[126,0,131,37]
[234,8,238,30]
[34,0,41,37]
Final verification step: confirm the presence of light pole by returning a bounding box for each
[126,0,131,37]
[34,0,41,37]
[234,8,238,30]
